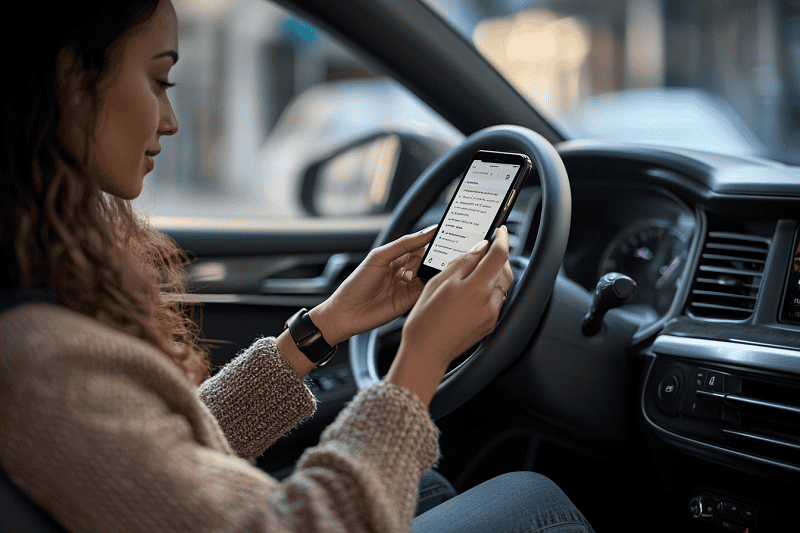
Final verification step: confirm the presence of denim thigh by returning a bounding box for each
[413,471,595,533]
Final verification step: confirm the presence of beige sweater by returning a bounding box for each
[0,302,439,532]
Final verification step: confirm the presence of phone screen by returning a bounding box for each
[418,151,530,280]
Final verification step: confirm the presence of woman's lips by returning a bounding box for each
[145,155,155,173]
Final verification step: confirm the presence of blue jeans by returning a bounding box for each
[413,471,595,533]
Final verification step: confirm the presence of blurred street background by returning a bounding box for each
[134,0,800,220]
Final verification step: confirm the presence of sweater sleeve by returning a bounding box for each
[197,337,317,458]
[0,306,440,533]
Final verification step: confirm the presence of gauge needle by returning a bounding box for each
[655,255,681,289]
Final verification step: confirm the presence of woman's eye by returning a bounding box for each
[158,80,176,89]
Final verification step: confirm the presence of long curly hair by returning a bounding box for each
[1,1,212,385]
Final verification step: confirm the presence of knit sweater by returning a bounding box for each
[0,302,439,532]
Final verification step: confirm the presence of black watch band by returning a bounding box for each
[284,308,337,366]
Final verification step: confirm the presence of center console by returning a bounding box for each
[641,220,800,532]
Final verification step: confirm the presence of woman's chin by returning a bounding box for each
[102,177,144,201]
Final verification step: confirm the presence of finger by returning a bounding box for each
[488,265,513,295]
[441,237,490,282]
[417,237,485,293]
[489,286,506,311]
[485,266,513,313]
[484,251,514,287]
[401,245,427,281]
[500,260,514,289]
[372,225,438,264]
[469,226,510,284]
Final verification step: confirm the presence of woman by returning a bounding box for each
[0,1,594,532]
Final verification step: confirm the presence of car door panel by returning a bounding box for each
[159,223,379,477]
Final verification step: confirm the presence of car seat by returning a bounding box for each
[0,467,69,533]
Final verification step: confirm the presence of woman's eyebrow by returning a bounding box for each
[153,51,179,64]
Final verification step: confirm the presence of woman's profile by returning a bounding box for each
[0,1,594,532]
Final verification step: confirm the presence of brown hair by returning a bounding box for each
[1,1,212,384]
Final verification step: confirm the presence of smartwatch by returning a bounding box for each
[284,308,338,366]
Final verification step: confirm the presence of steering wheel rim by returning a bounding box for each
[349,125,571,420]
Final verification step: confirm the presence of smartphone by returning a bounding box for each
[417,150,532,281]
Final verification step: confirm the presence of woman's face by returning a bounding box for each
[59,0,179,200]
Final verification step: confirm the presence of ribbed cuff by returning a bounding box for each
[198,337,317,458]
[297,382,440,524]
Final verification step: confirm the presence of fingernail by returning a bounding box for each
[403,270,414,281]
[420,224,438,233]
[470,240,488,254]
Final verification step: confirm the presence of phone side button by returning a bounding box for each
[505,189,516,209]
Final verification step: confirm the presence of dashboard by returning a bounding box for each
[389,138,800,530]
[496,140,800,531]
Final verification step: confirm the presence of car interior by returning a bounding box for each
[4,0,800,532]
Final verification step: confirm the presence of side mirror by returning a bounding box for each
[300,131,450,216]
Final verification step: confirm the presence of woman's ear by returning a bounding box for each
[56,46,87,110]
[56,46,92,165]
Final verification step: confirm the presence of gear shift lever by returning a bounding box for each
[581,272,637,336]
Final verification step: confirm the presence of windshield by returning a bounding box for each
[424,0,800,165]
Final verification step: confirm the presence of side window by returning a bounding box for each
[134,0,461,221]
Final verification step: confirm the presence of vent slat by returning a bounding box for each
[698,265,765,277]
[707,231,771,244]
[695,277,761,289]
[691,290,757,300]
[701,253,766,264]
[687,230,771,320]
[705,243,769,255]
[690,302,755,314]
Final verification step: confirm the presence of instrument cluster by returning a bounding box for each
[563,182,696,320]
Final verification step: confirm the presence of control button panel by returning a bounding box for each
[646,355,800,471]
[654,364,742,422]
[689,492,757,532]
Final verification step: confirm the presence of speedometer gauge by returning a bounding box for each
[599,216,693,315]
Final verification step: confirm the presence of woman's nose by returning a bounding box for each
[160,98,179,136]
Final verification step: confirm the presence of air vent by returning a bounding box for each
[688,231,771,320]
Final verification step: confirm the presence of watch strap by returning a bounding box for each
[284,308,337,365]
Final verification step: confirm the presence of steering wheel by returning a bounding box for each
[349,125,571,420]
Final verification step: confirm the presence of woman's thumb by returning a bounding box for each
[440,239,489,280]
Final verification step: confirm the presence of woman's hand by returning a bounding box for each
[385,226,514,406]
[308,225,439,346]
